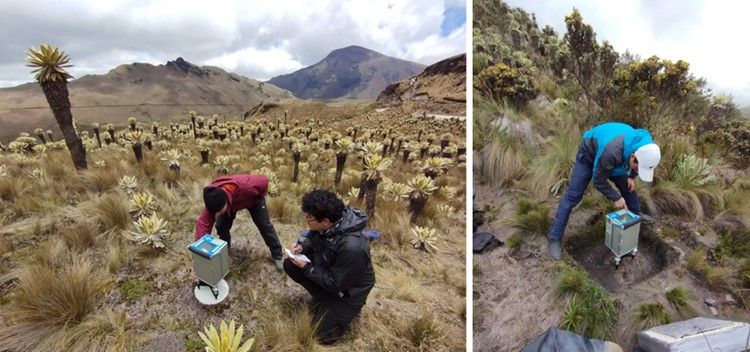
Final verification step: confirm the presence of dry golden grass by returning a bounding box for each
[477,135,525,188]
[0,102,466,351]
[0,255,106,351]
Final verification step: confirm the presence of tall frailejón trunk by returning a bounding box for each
[408,194,428,224]
[364,176,380,218]
[292,152,301,182]
[334,153,347,186]
[41,80,87,169]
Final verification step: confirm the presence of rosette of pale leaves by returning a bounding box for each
[436,204,456,216]
[27,168,46,180]
[118,175,138,195]
[406,175,438,198]
[214,155,232,174]
[673,154,716,187]
[129,192,157,219]
[383,182,410,201]
[129,213,169,249]
[410,225,439,253]
[126,130,143,144]
[0,164,7,177]
[160,149,182,169]
[437,186,458,199]
[198,139,211,152]
[94,160,107,168]
[422,157,452,176]
[363,155,392,180]
[360,141,383,157]
[335,138,356,155]
[25,43,73,82]
[347,187,360,199]
[32,144,47,155]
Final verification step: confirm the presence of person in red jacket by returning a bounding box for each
[193,174,283,273]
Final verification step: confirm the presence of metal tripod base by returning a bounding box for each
[194,279,229,305]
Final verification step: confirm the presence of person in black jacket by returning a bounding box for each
[284,189,376,344]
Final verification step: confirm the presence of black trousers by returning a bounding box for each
[283,259,363,344]
[214,198,282,259]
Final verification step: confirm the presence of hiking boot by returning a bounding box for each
[548,240,562,261]
[638,213,654,223]
[273,258,283,271]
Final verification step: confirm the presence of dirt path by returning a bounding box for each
[472,183,565,351]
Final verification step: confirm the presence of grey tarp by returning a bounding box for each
[521,328,623,352]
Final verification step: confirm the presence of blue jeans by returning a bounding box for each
[548,148,641,242]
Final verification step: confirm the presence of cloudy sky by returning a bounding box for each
[0,0,466,87]
[505,0,750,106]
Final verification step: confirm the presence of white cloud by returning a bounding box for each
[0,0,465,87]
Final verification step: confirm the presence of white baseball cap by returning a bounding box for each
[634,143,661,182]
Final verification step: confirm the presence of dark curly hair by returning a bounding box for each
[301,189,345,223]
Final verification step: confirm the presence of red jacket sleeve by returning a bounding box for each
[194,207,215,241]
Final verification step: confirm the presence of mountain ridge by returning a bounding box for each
[0,57,293,142]
[267,45,426,100]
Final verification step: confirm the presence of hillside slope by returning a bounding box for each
[0,58,293,142]
[377,53,466,116]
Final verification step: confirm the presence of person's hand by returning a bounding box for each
[627,178,635,192]
[614,197,627,210]
[292,244,302,254]
[288,255,308,269]
[189,267,196,284]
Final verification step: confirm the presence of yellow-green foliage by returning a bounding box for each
[199,320,254,352]
[411,225,440,253]
[475,63,538,109]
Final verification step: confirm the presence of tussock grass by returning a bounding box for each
[83,192,131,234]
[267,194,300,224]
[82,160,126,192]
[0,176,24,202]
[398,312,443,350]
[391,271,425,303]
[687,247,735,290]
[630,302,672,332]
[61,220,98,252]
[372,212,411,248]
[477,130,525,188]
[555,264,619,340]
[255,306,318,351]
[527,124,579,198]
[502,198,551,237]
[740,258,750,288]
[0,257,104,351]
[666,285,698,319]
[36,308,137,352]
[651,181,705,222]
[556,267,588,297]
[105,242,128,274]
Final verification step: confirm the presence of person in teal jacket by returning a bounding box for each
[548,122,661,260]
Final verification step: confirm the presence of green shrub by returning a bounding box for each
[474,64,538,109]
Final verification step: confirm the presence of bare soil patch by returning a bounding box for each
[472,183,750,351]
